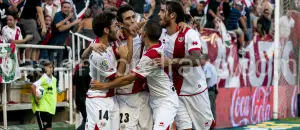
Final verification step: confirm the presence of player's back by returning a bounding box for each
[132,44,176,97]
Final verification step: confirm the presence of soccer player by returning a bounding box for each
[84,12,129,130]
[155,1,215,130]
[115,5,153,130]
[91,19,178,130]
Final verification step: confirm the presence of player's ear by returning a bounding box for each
[104,27,110,35]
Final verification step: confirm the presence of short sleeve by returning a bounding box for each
[204,67,212,79]
[89,52,117,80]
[291,19,295,28]
[53,13,63,27]
[33,78,42,87]
[36,0,42,7]
[131,55,155,80]
[185,29,202,54]
[18,28,23,40]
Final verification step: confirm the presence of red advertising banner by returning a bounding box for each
[216,86,274,128]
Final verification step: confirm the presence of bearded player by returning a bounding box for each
[84,12,129,130]
[155,1,215,130]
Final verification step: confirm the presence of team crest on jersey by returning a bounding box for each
[178,37,184,42]
[100,59,109,70]
[205,121,209,127]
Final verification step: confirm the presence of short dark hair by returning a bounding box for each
[92,12,116,37]
[199,1,206,5]
[144,19,162,42]
[6,11,18,20]
[117,4,135,23]
[104,7,118,13]
[61,1,71,7]
[165,1,185,24]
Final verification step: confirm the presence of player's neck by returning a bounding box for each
[146,40,160,50]
[166,21,178,35]
[98,36,110,47]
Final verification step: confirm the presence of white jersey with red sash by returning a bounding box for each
[116,35,146,95]
[159,28,208,96]
[86,38,118,98]
[1,25,23,41]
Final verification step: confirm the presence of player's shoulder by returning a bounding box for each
[144,44,162,59]
[2,25,9,30]
[186,28,200,36]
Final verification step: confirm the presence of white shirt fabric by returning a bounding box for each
[159,28,208,95]
[131,44,176,97]
[279,16,295,38]
[202,62,218,87]
[87,40,118,97]
[33,74,54,87]
[116,35,145,94]
[45,4,54,16]
[1,25,23,41]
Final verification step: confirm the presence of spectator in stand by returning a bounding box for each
[18,0,47,67]
[190,1,206,28]
[280,10,295,39]
[2,12,33,44]
[77,8,96,39]
[89,0,104,16]
[205,0,223,28]
[73,58,90,130]
[200,54,218,121]
[38,15,53,61]
[256,8,272,39]
[128,0,145,22]
[223,0,246,52]
[43,0,59,21]
[49,1,81,66]
[0,0,18,32]
[2,12,33,68]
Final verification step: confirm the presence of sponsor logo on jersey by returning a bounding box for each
[159,122,164,127]
[120,124,126,130]
[192,41,198,45]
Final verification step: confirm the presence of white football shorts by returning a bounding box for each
[85,96,119,130]
[117,91,153,130]
[150,93,179,130]
[175,90,215,130]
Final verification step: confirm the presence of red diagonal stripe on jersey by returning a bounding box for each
[94,124,100,130]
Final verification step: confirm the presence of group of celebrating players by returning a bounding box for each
[81,1,215,130]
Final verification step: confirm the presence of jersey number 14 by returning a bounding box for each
[99,110,109,120]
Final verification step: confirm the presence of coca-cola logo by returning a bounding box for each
[230,87,273,127]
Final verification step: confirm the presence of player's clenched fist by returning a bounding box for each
[90,80,107,90]
[117,45,129,59]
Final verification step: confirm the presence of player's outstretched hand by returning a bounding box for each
[153,57,172,68]
[90,80,107,90]
[91,43,107,53]
[117,45,129,59]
